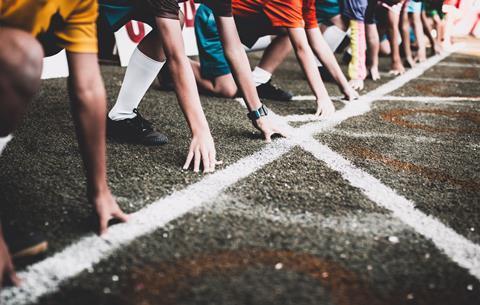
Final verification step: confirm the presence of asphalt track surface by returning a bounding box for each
[1,39,479,305]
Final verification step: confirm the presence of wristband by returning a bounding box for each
[247,104,268,121]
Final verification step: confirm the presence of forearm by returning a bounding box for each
[289,29,329,100]
[306,28,349,90]
[169,54,210,134]
[69,81,108,195]
[216,17,261,111]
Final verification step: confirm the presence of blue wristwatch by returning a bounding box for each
[247,104,268,121]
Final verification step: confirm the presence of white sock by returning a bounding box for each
[252,66,272,86]
[0,134,12,156]
[109,48,166,120]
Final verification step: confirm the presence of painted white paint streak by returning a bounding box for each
[324,129,480,150]
[0,140,294,305]
[418,77,480,83]
[206,195,407,236]
[299,140,480,280]
[436,61,480,68]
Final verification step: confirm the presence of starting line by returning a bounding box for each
[3,44,480,305]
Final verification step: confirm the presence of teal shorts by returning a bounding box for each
[407,0,423,13]
[316,0,341,25]
[194,4,231,79]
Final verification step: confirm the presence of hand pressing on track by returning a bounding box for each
[253,116,289,143]
[369,66,381,81]
[183,130,221,173]
[0,231,20,287]
[93,190,130,236]
[342,85,360,102]
[349,79,364,91]
[315,98,336,118]
[389,61,405,76]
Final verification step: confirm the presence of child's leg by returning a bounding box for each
[411,6,427,61]
[401,1,415,67]
[348,19,367,90]
[421,10,441,55]
[366,23,380,80]
[387,9,405,75]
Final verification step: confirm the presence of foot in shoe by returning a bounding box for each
[107,109,168,145]
[256,80,293,101]
[3,227,48,259]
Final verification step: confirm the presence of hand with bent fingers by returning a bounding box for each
[342,85,360,102]
[389,61,405,75]
[0,231,20,287]
[92,191,129,236]
[183,131,220,173]
[315,98,336,118]
[252,116,288,143]
[349,79,364,91]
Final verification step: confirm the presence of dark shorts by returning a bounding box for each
[342,0,378,24]
[195,0,232,17]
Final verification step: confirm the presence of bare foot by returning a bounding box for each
[348,79,364,91]
[369,66,381,81]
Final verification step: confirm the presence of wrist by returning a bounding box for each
[247,103,268,121]
[87,182,109,199]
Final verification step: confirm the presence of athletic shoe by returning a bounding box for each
[107,109,168,145]
[3,227,48,259]
[256,80,293,101]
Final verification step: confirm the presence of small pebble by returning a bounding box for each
[321,272,329,278]
[467,284,473,291]
[112,275,119,282]
[367,265,373,271]
[406,293,414,300]
[274,263,283,270]
[103,287,111,294]
[388,236,400,244]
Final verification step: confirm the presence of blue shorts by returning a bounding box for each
[194,4,231,79]
[316,0,341,25]
[342,0,377,24]
[99,0,157,31]
[407,0,423,13]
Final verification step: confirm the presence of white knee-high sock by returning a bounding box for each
[252,66,272,86]
[0,134,12,156]
[109,48,166,120]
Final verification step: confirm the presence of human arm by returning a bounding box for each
[287,27,334,117]
[154,18,218,171]
[306,27,359,101]
[66,52,129,235]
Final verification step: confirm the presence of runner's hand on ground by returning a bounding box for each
[389,61,405,75]
[92,190,129,236]
[315,98,336,118]
[342,85,360,101]
[0,233,20,287]
[253,116,289,143]
[183,131,220,173]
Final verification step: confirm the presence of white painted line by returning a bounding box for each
[299,139,480,280]
[0,140,294,305]
[437,61,480,68]
[208,195,407,236]
[324,129,480,150]
[1,43,465,304]
[417,77,480,83]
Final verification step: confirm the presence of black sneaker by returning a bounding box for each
[107,109,168,145]
[3,227,48,259]
[256,80,293,101]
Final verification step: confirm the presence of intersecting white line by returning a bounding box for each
[436,61,480,68]
[3,44,478,305]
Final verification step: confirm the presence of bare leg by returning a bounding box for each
[366,23,380,81]
[257,35,292,73]
[412,12,427,62]
[189,59,237,98]
[387,10,405,75]
[0,28,43,136]
[400,4,416,68]
[421,11,442,55]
